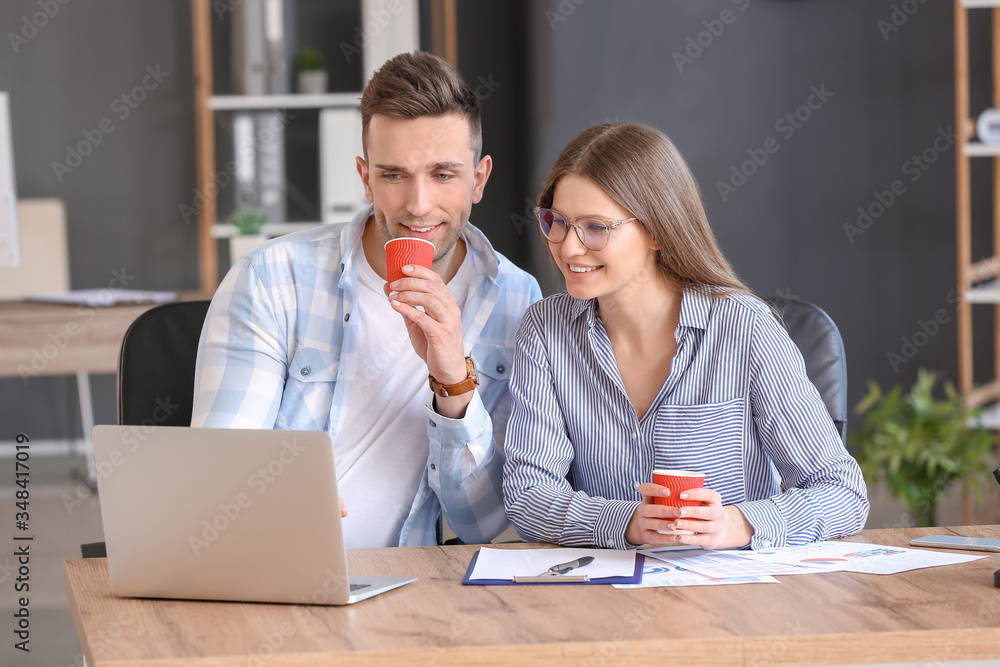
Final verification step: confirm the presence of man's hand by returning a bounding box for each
[625,483,753,550]
[385,264,472,418]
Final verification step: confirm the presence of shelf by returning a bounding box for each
[970,255,1000,282]
[961,141,1000,156]
[967,379,1000,408]
[962,0,1000,8]
[208,93,361,111]
[210,222,323,239]
[973,403,1000,430]
[964,280,1000,303]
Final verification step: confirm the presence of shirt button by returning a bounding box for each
[429,420,437,428]
[300,366,310,376]
[496,364,505,373]
[344,313,350,322]
[430,463,436,470]
[606,539,615,548]
[762,540,772,548]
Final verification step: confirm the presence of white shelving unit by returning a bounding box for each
[963,141,1000,156]
[210,222,321,239]
[974,403,1000,429]
[955,0,1000,523]
[965,279,1000,303]
[209,93,367,265]
[208,93,361,111]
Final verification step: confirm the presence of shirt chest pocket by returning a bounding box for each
[652,397,746,504]
[275,346,341,431]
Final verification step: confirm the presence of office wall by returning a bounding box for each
[0,0,199,438]
[518,0,996,449]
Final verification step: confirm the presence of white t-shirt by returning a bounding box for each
[335,238,476,548]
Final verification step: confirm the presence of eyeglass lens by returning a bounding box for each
[538,210,609,249]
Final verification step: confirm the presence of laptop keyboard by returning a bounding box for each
[349,582,371,592]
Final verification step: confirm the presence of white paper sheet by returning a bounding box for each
[614,559,779,588]
[641,548,820,578]
[468,547,637,581]
[732,541,986,575]
[26,289,177,307]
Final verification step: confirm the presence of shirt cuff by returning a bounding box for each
[735,498,787,550]
[593,499,641,550]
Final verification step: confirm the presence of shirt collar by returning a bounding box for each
[568,283,713,330]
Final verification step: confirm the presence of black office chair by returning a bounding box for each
[81,300,211,558]
[764,296,848,441]
[116,300,212,427]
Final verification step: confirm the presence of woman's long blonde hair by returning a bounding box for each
[538,123,749,296]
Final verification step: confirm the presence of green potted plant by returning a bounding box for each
[227,209,268,262]
[850,368,995,526]
[295,47,327,95]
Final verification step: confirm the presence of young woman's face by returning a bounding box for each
[548,173,660,303]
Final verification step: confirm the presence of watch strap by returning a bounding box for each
[428,357,479,397]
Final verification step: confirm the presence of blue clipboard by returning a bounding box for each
[462,550,645,585]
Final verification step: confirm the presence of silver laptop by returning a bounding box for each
[91,425,416,605]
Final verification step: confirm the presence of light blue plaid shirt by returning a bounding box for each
[192,207,542,546]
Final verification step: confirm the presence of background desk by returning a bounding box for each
[63,526,1000,666]
[0,294,209,481]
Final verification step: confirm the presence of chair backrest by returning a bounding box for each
[763,296,848,441]
[117,300,211,427]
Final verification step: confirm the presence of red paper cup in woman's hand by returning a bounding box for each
[385,238,435,283]
[652,469,705,534]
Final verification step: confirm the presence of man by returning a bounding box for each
[191,52,541,548]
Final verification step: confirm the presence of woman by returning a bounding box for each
[502,123,868,550]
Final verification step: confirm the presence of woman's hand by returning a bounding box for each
[625,483,754,550]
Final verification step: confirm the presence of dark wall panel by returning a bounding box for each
[522,0,987,429]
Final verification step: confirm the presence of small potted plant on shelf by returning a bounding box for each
[228,209,268,262]
[295,47,327,95]
[850,368,996,527]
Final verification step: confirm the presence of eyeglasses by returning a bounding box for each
[534,207,638,251]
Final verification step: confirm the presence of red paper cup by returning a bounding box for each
[652,469,705,508]
[652,469,705,535]
[385,238,435,284]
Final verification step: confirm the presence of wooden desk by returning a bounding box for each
[64,526,1000,666]
[0,294,209,377]
[0,294,210,484]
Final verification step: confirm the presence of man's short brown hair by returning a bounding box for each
[360,51,482,163]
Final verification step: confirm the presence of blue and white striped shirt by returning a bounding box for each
[503,288,869,550]
[192,206,542,546]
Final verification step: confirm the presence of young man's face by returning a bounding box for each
[357,113,490,263]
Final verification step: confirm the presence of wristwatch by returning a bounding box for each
[428,357,479,397]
